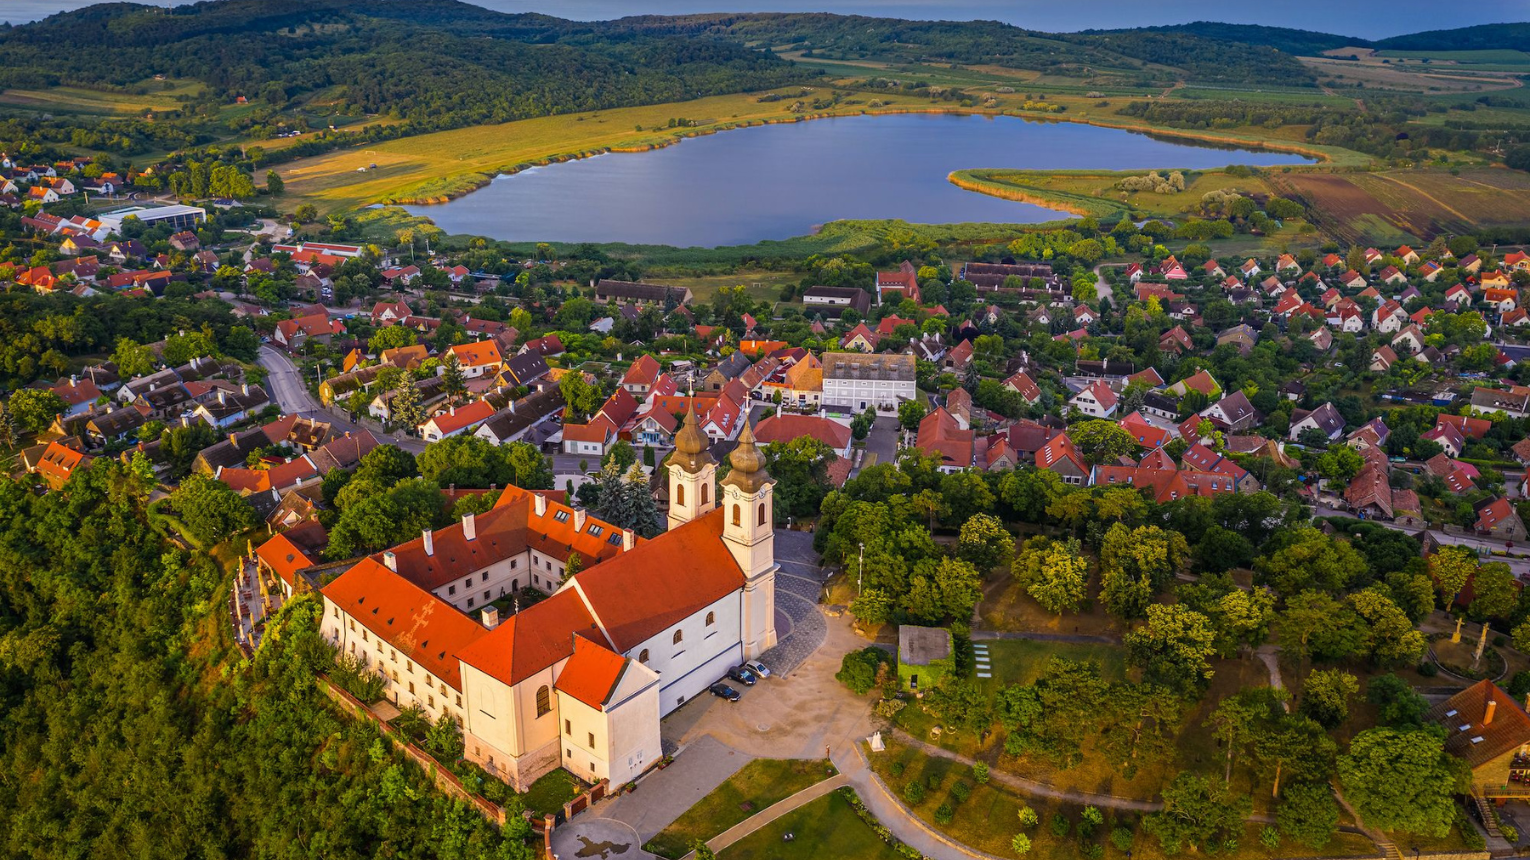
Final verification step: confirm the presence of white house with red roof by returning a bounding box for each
[1070,380,1119,419]
[419,400,496,442]
[319,419,780,792]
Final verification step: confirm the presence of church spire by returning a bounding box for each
[672,400,714,474]
[721,419,769,493]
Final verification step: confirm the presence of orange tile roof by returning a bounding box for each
[257,531,318,587]
[449,340,503,368]
[572,507,745,652]
[457,587,604,687]
[322,557,488,689]
[424,399,496,436]
[554,634,631,711]
[755,414,851,450]
[35,440,91,488]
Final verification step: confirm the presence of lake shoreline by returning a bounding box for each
[380,102,1348,212]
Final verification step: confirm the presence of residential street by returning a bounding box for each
[1314,502,1530,576]
[257,345,426,453]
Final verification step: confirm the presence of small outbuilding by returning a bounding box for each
[898,625,954,693]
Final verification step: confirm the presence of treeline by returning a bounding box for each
[0,460,536,859]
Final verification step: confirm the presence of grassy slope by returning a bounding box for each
[719,791,902,860]
[644,758,836,858]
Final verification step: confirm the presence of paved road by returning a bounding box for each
[257,345,425,453]
[1315,503,1530,576]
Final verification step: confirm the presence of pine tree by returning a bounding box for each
[0,401,15,452]
[391,384,426,433]
[440,354,466,405]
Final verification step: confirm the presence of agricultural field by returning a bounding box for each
[1301,56,1522,93]
[1275,168,1530,244]
[0,78,204,116]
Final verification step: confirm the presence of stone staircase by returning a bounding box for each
[1474,793,1505,840]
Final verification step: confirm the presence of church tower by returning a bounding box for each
[667,403,716,531]
[719,420,778,659]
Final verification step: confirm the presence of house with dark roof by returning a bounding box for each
[592,279,692,306]
[1426,680,1530,797]
[1289,402,1346,443]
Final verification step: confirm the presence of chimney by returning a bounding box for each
[270,487,280,502]
[1486,697,1498,726]
[534,494,547,516]
[573,509,586,530]
[383,550,397,572]
[422,529,434,556]
[218,390,226,404]
[463,512,477,541]
[449,405,456,416]
[622,528,635,551]
[228,432,238,446]
[70,374,78,386]
[480,606,499,629]
[242,383,250,396]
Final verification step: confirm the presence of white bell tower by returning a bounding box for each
[667,403,716,531]
[719,420,777,659]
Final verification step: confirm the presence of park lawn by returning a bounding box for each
[979,570,1124,639]
[869,737,1377,860]
[644,758,836,859]
[718,790,903,860]
[973,638,1126,698]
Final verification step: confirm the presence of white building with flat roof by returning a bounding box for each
[99,204,207,234]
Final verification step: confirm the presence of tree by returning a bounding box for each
[1100,524,1190,619]
[1212,587,1276,656]
[7,389,67,434]
[295,203,318,223]
[163,330,218,366]
[1069,419,1139,465]
[1125,604,1217,693]
[1013,538,1088,615]
[1254,714,1336,798]
[389,383,427,433]
[1347,590,1427,668]
[590,462,663,538]
[222,326,259,362]
[1299,668,1359,728]
[850,407,875,441]
[1429,545,1477,609]
[559,372,602,423]
[898,399,927,432]
[1204,689,1271,785]
[1255,527,1367,595]
[1366,674,1428,728]
[439,353,466,405]
[690,841,717,860]
[170,474,258,545]
[956,513,1013,572]
[1143,773,1252,854]
[369,325,417,353]
[763,437,834,523]
[1010,833,1031,855]
[1338,728,1466,837]
[1469,562,1518,621]
[0,402,15,452]
[265,169,284,194]
[1277,783,1339,850]
[904,557,983,624]
[326,479,446,559]
[111,336,156,378]
[836,646,890,695]
[1315,445,1363,482]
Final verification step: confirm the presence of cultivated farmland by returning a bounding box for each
[1274,168,1530,244]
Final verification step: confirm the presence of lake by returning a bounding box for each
[406,113,1313,247]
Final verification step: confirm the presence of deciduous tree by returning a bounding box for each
[1338,728,1466,836]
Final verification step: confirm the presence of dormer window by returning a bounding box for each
[587,525,603,537]
[553,510,570,523]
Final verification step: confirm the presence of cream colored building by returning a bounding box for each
[320,407,778,791]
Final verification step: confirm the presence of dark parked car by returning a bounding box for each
[727,665,758,686]
[709,682,741,702]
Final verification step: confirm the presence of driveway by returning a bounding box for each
[859,415,899,474]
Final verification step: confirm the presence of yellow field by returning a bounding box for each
[0,78,203,115]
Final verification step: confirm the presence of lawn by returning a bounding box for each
[719,790,903,860]
[654,272,798,305]
[523,769,581,818]
[979,568,1125,638]
[867,737,1379,860]
[973,638,1126,699]
[644,758,837,858]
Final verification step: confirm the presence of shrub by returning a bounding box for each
[1418,660,1438,677]
[951,781,971,804]
[837,647,891,695]
[927,773,943,791]
[1080,842,1104,860]
[935,803,954,825]
[1011,833,1032,855]
[972,762,990,784]
[1081,805,1103,837]
[1019,806,1038,828]
[891,761,906,777]
[904,781,926,804]
[1501,823,1519,844]
[1110,826,1135,852]
[1510,671,1530,698]
[1260,826,1281,850]
[1052,813,1072,837]
[875,698,907,719]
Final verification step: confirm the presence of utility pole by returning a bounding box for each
[858,541,865,595]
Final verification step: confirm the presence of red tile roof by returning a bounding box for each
[554,634,632,712]
[448,340,502,369]
[257,530,319,587]
[322,558,488,689]
[754,414,852,450]
[458,588,604,687]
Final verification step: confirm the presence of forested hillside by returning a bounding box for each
[0,0,804,132]
[0,461,532,858]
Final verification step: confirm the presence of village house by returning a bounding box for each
[916,407,974,472]
[821,353,916,414]
[1070,380,1119,419]
[1289,402,1346,443]
[875,260,921,305]
[420,400,496,443]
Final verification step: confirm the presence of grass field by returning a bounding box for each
[0,78,204,116]
[719,790,902,860]
[950,168,1277,222]
[868,736,1378,860]
[644,758,836,858]
[1301,56,1522,93]
[654,272,797,304]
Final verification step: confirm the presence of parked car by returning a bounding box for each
[708,683,741,702]
[727,665,757,686]
[743,660,771,678]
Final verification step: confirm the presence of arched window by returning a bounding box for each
[639,649,650,663]
[675,483,685,505]
[705,611,715,626]
[758,503,767,526]
[673,629,684,645]
[701,484,709,505]
[535,685,551,717]
[732,504,741,526]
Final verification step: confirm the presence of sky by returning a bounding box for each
[3,0,1526,38]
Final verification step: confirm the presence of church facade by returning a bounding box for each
[319,409,778,790]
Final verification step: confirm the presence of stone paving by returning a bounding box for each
[755,529,828,676]
[548,816,652,860]
[600,734,754,841]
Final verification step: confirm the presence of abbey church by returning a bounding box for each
[318,407,778,790]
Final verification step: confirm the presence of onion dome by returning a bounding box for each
[671,402,714,473]
[721,419,770,493]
